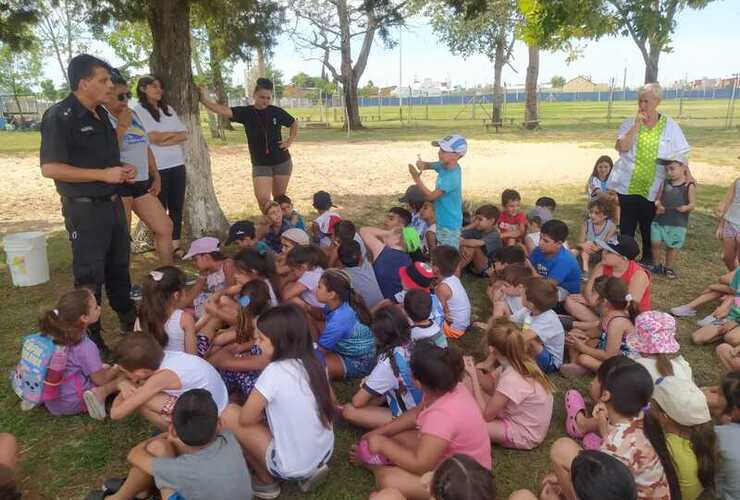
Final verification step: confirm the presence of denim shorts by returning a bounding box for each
[722,219,740,241]
[535,348,559,374]
[436,226,461,249]
[339,351,376,378]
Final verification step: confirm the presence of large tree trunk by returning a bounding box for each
[524,43,539,130]
[146,0,228,240]
[337,0,364,130]
[492,34,506,124]
[644,43,660,84]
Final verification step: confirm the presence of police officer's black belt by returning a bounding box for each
[61,194,119,204]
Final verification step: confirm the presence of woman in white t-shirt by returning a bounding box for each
[222,304,334,497]
[105,69,173,265]
[134,76,188,258]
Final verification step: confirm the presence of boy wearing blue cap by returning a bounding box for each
[408,134,467,249]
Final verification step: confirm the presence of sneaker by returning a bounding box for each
[670,305,697,317]
[645,263,665,275]
[253,480,281,499]
[664,267,677,279]
[84,390,107,420]
[696,314,726,327]
[298,464,330,493]
[129,284,143,302]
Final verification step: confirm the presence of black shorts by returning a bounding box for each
[119,180,150,199]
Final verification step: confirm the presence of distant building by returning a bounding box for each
[392,77,452,97]
[562,76,610,92]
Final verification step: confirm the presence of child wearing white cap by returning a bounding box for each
[651,376,718,500]
[408,134,467,249]
[179,237,236,321]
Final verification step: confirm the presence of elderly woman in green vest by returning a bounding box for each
[609,83,691,265]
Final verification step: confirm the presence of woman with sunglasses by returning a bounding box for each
[105,69,173,265]
[134,75,188,259]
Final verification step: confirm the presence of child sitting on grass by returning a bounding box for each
[275,227,310,275]
[181,237,235,321]
[312,190,342,248]
[111,334,228,431]
[338,240,384,310]
[341,305,422,429]
[86,389,251,500]
[352,343,491,500]
[222,305,334,498]
[550,361,679,500]
[464,318,554,450]
[419,200,437,257]
[206,281,273,401]
[691,264,740,346]
[327,219,368,268]
[138,267,197,354]
[258,200,290,254]
[586,155,613,201]
[561,277,637,377]
[511,278,565,375]
[275,193,305,230]
[408,134,466,249]
[405,288,447,348]
[432,246,471,338]
[671,267,736,325]
[650,156,696,279]
[498,189,526,247]
[489,263,531,320]
[458,204,502,277]
[399,184,428,239]
[529,220,582,300]
[281,243,327,314]
[316,269,376,380]
[524,212,542,254]
[626,310,694,381]
[225,220,259,251]
[360,224,415,300]
[651,376,718,500]
[574,195,618,274]
[35,289,123,420]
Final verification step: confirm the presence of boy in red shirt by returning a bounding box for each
[498,189,526,247]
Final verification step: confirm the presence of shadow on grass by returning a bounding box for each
[0,182,733,498]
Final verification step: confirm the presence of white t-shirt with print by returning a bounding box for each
[363,346,420,417]
[298,267,324,308]
[255,360,334,478]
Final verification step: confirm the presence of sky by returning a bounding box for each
[42,0,740,90]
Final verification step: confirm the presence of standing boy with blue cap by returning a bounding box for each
[408,134,467,249]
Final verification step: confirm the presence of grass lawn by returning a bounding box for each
[0,170,734,499]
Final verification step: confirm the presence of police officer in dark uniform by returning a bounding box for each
[40,54,137,356]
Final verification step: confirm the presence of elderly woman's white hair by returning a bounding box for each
[638,82,663,101]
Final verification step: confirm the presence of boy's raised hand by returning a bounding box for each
[408,163,420,179]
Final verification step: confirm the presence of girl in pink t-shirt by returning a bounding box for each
[352,342,491,500]
[464,318,554,450]
[40,289,124,420]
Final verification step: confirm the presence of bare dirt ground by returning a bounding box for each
[1,139,737,235]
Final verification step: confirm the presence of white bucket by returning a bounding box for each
[3,231,50,287]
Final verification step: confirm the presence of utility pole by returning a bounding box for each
[398,27,403,123]
[727,73,739,129]
[622,64,627,101]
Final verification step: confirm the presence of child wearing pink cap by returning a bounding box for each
[179,237,235,322]
[626,310,693,382]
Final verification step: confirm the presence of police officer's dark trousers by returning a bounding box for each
[61,194,135,352]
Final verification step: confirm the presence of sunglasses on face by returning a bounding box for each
[116,92,131,102]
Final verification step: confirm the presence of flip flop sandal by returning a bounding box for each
[564,390,587,439]
[83,390,107,421]
[355,440,393,466]
[582,432,603,450]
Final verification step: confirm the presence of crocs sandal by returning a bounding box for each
[84,390,107,421]
[582,432,603,450]
[355,439,392,466]
[564,390,587,439]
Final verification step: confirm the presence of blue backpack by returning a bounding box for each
[11,333,59,410]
